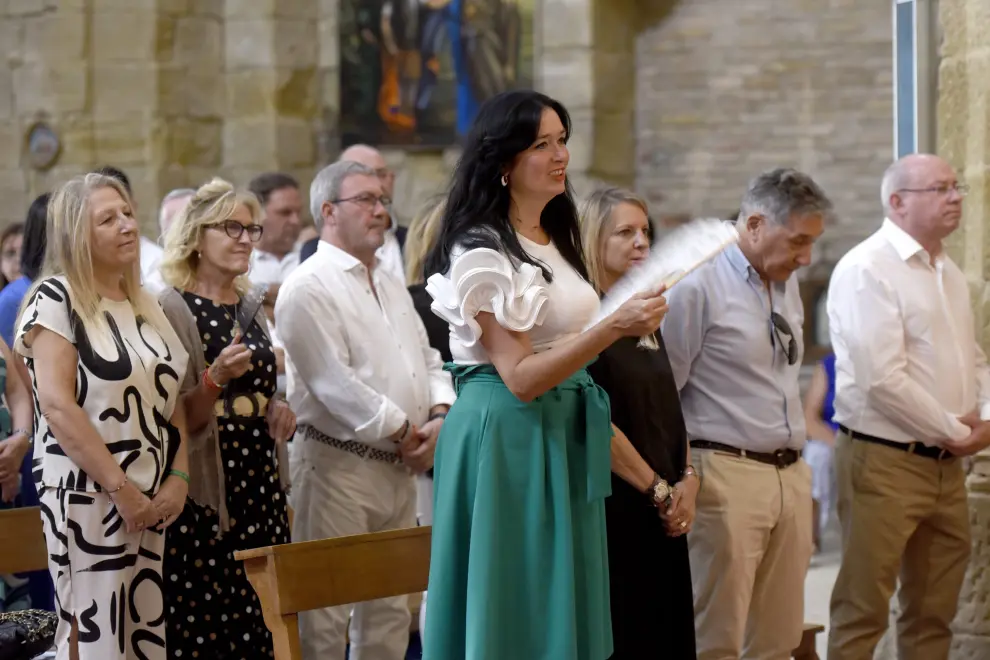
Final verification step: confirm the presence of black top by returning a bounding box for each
[409,282,452,364]
[588,334,687,490]
[588,334,697,659]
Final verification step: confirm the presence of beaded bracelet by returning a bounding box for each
[202,368,223,392]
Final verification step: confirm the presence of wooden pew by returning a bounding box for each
[236,525,826,660]
[235,526,431,660]
[0,505,48,574]
[794,622,826,659]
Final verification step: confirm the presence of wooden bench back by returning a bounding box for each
[234,526,431,660]
[0,505,48,574]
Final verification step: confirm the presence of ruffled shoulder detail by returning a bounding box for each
[426,248,550,347]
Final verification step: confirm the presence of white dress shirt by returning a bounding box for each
[275,241,455,453]
[140,236,164,291]
[827,218,990,446]
[377,227,406,285]
[249,249,300,288]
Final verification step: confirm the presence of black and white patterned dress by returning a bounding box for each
[163,294,289,660]
[14,276,188,660]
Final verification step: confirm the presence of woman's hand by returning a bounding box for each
[608,286,668,339]
[111,481,162,534]
[1,475,19,503]
[660,472,700,537]
[151,475,188,529]
[0,432,29,482]
[209,333,253,387]
[266,398,296,443]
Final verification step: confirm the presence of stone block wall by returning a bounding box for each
[939,0,990,657]
[634,0,894,271]
[0,0,893,253]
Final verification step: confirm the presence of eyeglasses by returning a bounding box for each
[332,193,392,209]
[770,311,798,366]
[897,183,970,197]
[210,220,264,242]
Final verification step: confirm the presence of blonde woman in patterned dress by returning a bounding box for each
[158,178,296,659]
[14,173,190,660]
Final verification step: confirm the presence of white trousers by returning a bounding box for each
[289,437,416,660]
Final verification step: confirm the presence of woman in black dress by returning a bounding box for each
[580,187,699,658]
[158,178,297,659]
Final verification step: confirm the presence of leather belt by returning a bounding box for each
[690,440,800,469]
[837,424,951,461]
[299,425,403,465]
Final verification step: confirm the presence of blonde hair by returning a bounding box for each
[578,187,658,350]
[159,178,262,295]
[404,196,447,285]
[19,173,155,337]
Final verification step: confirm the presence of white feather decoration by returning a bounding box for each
[587,218,740,329]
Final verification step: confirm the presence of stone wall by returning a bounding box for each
[939,0,990,657]
[634,0,894,272]
[0,0,894,251]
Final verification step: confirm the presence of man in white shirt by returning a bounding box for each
[276,160,454,660]
[300,144,408,283]
[144,187,195,293]
[248,172,304,305]
[826,153,990,660]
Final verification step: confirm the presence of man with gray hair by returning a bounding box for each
[144,187,195,292]
[662,168,830,659]
[826,154,990,660]
[275,160,454,660]
[299,144,408,283]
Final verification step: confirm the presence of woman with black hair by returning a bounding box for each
[422,89,668,660]
[0,193,49,347]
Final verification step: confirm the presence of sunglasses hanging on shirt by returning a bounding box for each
[770,311,798,366]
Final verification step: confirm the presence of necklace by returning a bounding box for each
[220,300,241,337]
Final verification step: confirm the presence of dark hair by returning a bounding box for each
[94,165,132,195]
[425,90,588,283]
[0,222,24,288]
[21,193,50,281]
[248,172,299,206]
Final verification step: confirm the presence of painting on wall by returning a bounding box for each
[339,0,535,149]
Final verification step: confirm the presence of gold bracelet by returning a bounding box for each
[106,476,128,495]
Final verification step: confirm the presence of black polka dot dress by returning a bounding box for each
[164,294,290,659]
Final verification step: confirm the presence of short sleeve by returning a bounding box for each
[425,247,550,347]
[14,277,75,357]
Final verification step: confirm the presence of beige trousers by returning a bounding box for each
[689,449,814,660]
[827,433,970,660]
[289,437,417,660]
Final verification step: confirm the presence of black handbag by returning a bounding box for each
[0,609,57,660]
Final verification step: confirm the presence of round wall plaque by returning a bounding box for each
[25,122,61,171]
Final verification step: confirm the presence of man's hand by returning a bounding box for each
[401,418,442,474]
[945,415,990,457]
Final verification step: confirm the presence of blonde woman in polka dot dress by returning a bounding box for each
[157,179,297,659]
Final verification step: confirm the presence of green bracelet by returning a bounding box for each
[168,469,190,484]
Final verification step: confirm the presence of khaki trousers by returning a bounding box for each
[689,449,814,660]
[290,437,417,660]
[827,433,970,660]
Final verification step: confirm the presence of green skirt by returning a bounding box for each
[423,363,614,660]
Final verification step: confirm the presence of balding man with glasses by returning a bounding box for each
[662,168,832,660]
[826,154,990,660]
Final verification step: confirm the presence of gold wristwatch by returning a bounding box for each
[645,473,674,508]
